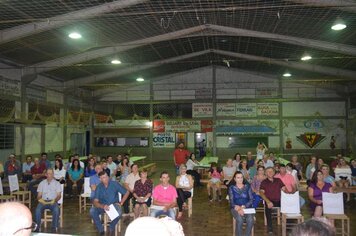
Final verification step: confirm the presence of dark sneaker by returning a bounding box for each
[208,195,213,201]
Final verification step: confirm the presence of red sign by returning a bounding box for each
[201,120,213,132]
[153,120,165,132]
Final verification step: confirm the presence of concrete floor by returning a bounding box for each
[33,160,356,236]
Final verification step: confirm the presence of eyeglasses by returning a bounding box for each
[13,222,37,235]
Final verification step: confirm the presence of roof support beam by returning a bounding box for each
[208,24,356,56]
[213,49,356,79]
[64,50,212,88]
[0,0,148,45]
[284,0,356,13]
[21,25,208,84]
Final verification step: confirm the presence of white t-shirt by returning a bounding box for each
[223,166,236,180]
[54,168,66,180]
[186,159,198,170]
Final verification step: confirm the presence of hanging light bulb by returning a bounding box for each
[283,72,292,77]
[301,53,312,61]
[331,17,347,31]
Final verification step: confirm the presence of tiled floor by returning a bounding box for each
[33,161,356,236]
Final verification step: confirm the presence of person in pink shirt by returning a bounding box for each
[150,171,178,219]
[207,162,223,202]
[275,164,305,207]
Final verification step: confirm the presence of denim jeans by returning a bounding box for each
[90,204,122,233]
[231,209,254,236]
[35,202,60,230]
[150,208,176,220]
[29,178,43,197]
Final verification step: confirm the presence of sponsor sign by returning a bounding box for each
[192,103,213,118]
[236,103,256,117]
[165,120,201,132]
[47,90,64,105]
[153,120,165,132]
[256,87,278,97]
[26,87,46,101]
[153,132,176,147]
[216,103,236,116]
[0,77,20,97]
[257,103,279,116]
[201,120,213,132]
[296,132,326,148]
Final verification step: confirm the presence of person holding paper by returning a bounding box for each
[34,168,62,233]
[259,167,288,234]
[308,170,333,218]
[90,171,129,235]
[150,171,178,219]
[229,171,254,236]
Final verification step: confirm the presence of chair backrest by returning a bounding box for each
[58,184,64,205]
[322,192,344,215]
[0,177,3,195]
[281,191,300,214]
[83,177,91,194]
[8,174,19,192]
[190,188,194,198]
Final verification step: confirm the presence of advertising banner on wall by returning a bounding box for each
[282,119,346,149]
[201,120,213,132]
[165,120,201,132]
[192,103,213,118]
[153,132,176,147]
[216,103,236,116]
[216,119,280,135]
[257,103,279,116]
[0,77,20,97]
[235,103,257,117]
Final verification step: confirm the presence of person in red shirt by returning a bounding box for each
[28,157,46,197]
[173,142,190,175]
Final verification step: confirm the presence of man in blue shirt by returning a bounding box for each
[89,163,103,199]
[90,171,129,235]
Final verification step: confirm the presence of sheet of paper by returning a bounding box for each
[322,192,344,215]
[243,208,256,214]
[150,205,165,210]
[105,204,119,221]
[281,191,300,214]
[8,174,19,192]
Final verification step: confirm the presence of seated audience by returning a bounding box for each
[54,158,66,184]
[351,159,356,186]
[306,156,318,183]
[223,159,236,186]
[124,164,140,214]
[307,170,333,218]
[330,153,342,171]
[133,168,153,218]
[251,165,266,208]
[102,160,111,177]
[239,159,251,183]
[4,154,21,177]
[39,152,51,169]
[22,155,34,183]
[232,153,242,170]
[291,155,303,180]
[320,164,336,187]
[90,171,129,235]
[259,167,288,234]
[175,164,194,219]
[261,154,274,168]
[89,164,103,199]
[207,162,223,202]
[28,157,46,197]
[119,157,131,183]
[107,155,117,180]
[229,171,254,236]
[334,158,352,201]
[246,151,255,168]
[286,163,299,187]
[66,159,84,197]
[150,171,177,219]
[34,168,62,233]
[317,158,324,169]
[84,157,96,177]
[186,153,202,186]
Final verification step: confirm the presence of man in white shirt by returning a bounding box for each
[107,155,117,180]
[34,168,62,233]
[123,164,140,214]
[262,154,274,168]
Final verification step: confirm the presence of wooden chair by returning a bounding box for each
[0,178,16,202]
[281,191,304,236]
[43,184,64,228]
[263,201,281,226]
[79,177,91,213]
[232,217,255,236]
[323,192,350,236]
[324,214,350,236]
[103,212,121,236]
[7,174,32,208]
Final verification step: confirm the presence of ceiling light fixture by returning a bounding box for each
[68,32,82,39]
[331,18,347,31]
[283,72,292,77]
[111,59,121,65]
[301,53,312,61]
[136,77,144,82]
